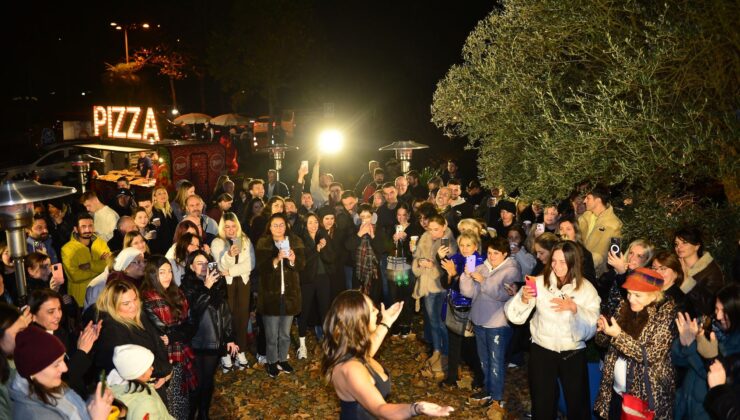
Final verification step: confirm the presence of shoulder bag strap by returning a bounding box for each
[641,345,655,411]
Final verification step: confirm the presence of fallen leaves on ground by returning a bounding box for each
[210,318,530,419]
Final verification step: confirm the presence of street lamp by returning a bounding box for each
[0,180,75,304]
[378,140,429,173]
[257,143,299,182]
[110,21,152,64]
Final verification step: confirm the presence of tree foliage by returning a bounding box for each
[432,0,739,266]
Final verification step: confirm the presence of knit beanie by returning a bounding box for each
[14,325,66,378]
[317,205,335,220]
[113,247,142,272]
[112,344,155,380]
[622,267,664,292]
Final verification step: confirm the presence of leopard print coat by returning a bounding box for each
[594,298,678,419]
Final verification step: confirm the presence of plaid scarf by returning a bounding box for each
[355,234,379,296]
[141,289,198,393]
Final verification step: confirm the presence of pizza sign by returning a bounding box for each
[92,105,160,141]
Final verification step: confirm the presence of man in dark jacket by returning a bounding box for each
[265,169,289,199]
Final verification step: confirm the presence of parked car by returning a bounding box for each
[0,145,99,182]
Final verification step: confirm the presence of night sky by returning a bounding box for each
[5,0,495,177]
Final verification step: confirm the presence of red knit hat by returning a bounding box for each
[14,325,66,378]
[622,267,664,292]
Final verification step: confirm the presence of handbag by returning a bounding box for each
[387,238,412,287]
[621,346,655,420]
[444,280,473,336]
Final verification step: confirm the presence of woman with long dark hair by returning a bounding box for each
[239,197,265,237]
[388,203,422,337]
[167,232,203,287]
[255,213,305,377]
[180,249,237,420]
[505,240,600,419]
[322,290,453,418]
[141,256,197,419]
[673,226,725,316]
[296,212,332,360]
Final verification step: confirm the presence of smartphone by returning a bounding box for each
[535,223,545,235]
[99,370,107,397]
[300,160,309,172]
[465,255,476,273]
[234,237,242,250]
[395,225,404,234]
[51,263,64,285]
[207,261,219,273]
[525,275,538,297]
[440,237,450,248]
[278,238,291,257]
[610,237,622,257]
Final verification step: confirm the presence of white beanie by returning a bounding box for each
[112,344,154,380]
[114,247,142,272]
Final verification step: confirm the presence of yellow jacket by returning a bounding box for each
[61,233,110,306]
[578,205,622,277]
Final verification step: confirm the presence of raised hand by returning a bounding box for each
[380,302,404,327]
[676,312,699,346]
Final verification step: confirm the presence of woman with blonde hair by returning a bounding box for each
[92,279,171,402]
[171,180,195,221]
[322,290,454,418]
[210,212,254,370]
[151,185,178,254]
[594,268,677,419]
[600,238,655,316]
[123,230,150,256]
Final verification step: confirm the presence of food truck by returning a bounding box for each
[76,105,226,203]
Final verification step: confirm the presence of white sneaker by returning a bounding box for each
[297,344,308,360]
[236,352,248,370]
[257,354,267,365]
[221,355,233,373]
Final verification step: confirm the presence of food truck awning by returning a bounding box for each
[77,143,152,153]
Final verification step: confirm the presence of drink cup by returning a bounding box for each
[409,235,419,251]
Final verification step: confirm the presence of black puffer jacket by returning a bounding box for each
[180,269,234,351]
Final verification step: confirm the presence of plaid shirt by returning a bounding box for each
[355,234,379,296]
[141,289,198,392]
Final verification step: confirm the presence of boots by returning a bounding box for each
[420,351,445,381]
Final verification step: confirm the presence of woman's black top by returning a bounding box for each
[339,362,391,420]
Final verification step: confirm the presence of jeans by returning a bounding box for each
[474,324,511,401]
[263,315,293,363]
[424,291,448,354]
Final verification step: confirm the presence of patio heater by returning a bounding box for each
[69,154,105,194]
[257,143,298,182]
[0,180,75,304]
[378,140,429,174]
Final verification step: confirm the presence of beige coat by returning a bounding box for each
[412,227,457,299]
[578,205,622,277]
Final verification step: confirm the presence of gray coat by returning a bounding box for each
[9,374,91,420]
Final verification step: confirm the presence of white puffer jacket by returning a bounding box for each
[505,273,600,352]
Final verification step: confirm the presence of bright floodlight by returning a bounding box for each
[318,129,344,154]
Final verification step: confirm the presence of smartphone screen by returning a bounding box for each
[525,275,538,297]
[300,160,309,171]
[441,238,450,247]
[465,255,476,273]
[99,370,107,396]
[51,263,64,284]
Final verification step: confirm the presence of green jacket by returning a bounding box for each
[110,381,174,420]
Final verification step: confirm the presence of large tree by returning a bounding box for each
[432,0,739,262]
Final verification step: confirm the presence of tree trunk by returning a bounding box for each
[169,77,178,110]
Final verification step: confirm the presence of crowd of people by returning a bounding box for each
[0,155,737,420]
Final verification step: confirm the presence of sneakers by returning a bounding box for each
[235,352,248,370]
[266,363,279,378]
[297,344,308,360]
[277,361,294,374]
[469,390,491,402]
[221,355,234,374]
[256,354,267,365]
